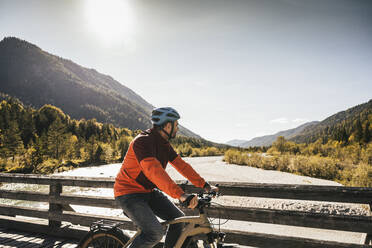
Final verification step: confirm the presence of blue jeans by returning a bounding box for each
[115,189,185,248]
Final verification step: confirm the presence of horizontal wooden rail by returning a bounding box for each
[0,196,371,234]
[181,182,372,204]
[223,229,372,248]
[188,206,372,233]
[0,173,115,188]
[0,190,117,208]
[0,204,49,219]
[0,213,371,248]
[1,173,371,204]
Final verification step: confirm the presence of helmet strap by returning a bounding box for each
[161,122,175,140]
[169,121,175,140]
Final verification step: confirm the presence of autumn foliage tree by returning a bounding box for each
[0,95,134,173]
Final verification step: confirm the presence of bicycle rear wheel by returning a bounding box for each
[79,229,130,248]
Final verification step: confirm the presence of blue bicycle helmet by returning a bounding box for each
[151,107,180,126]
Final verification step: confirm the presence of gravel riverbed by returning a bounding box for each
[175,156,370,217]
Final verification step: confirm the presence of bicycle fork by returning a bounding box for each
[172,213,220,248]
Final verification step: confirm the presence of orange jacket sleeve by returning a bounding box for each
[170,155,206,188]
[139,157,185,199]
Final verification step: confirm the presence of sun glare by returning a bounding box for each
[84,0,135,46]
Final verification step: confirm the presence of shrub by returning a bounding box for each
[224,149,245,165]
[35,159,59,174]
[0,159,6,172]
[350,163,372,187]
[361,143,372,165]
[245,153,263,168]
[190,148,202,157]
[99,143,114,162]
[277,155,291,172]
[293,156,339,180]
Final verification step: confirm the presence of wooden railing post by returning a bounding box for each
[49,183,62,228]
[365,203,372,245]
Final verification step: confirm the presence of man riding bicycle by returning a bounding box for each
[114,107,218,248]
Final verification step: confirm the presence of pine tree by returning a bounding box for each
[0,129,3,157]
[118,136,130,160]
[47,117,66,159]
[0,120,24,161]
[94,145,104,162]
[19,110,36,147]
[39,132,49,157]
[339,127,348,144]
[272,136,286,153]
[363,121,371,144]
[355,119,363,143]
[31,137,44,172]
[86,136,97,162]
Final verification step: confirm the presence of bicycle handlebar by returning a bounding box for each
[180,184,220,210]
[196,189,220,210]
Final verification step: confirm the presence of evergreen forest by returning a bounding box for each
[0,94,224,174]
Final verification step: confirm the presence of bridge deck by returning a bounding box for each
[0,228,78,248]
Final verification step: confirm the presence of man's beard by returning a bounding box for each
[171,131,177,138]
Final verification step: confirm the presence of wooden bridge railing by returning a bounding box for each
[0,173,371,248]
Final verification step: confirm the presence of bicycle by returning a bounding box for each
[78,191,238,248]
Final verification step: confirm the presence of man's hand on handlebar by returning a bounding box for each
[179,193,198,209]
[203,182,219,195]
[179,183,219,209]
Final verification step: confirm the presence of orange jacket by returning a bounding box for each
[114,128,206,199]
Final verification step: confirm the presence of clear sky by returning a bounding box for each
[1,0,371,143]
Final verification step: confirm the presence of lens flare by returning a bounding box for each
[84,0,135,46]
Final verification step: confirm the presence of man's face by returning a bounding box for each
[165,120,178,138]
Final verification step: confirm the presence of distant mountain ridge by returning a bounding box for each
[0,37,199,138]
[289,99,372,144]
[228,99,371,147]
[227,121,319,147]
[225,139,248,147]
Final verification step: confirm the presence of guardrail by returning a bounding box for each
[0,173,371,247]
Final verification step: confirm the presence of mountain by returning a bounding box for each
[229,99,372,147]
[0,37,199,138]
[289,99,372,144]
[225,139,248,147]
[227,121,319,147]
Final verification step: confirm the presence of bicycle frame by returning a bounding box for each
[120,211,216,248]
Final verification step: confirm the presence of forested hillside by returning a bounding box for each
[0,37,199,138]
[227,100,371,148]
[0,94,132,173]
[0,95,225,174]
[290,99,371,144]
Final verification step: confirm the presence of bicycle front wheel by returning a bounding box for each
[79,229,130,248]
[182,237,217,248]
